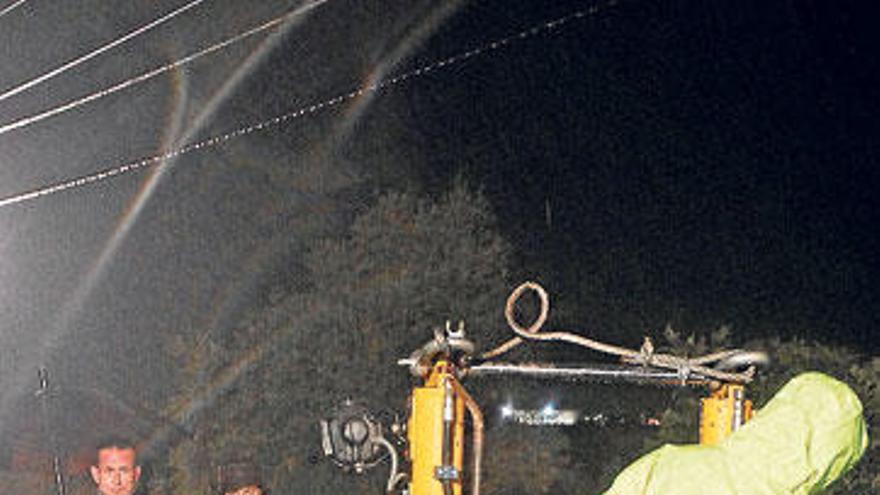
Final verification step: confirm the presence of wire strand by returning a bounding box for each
[0,0,29,19]
[0,0,620,209]
[0,0,329,136]
[0,0,208,103]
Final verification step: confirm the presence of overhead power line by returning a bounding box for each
[0,0,329,136]
[0,0,29,19]
[0,0,620,209]
[0,0,208,103]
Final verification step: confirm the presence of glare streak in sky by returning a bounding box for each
[335,0,466,142]
[34,1,321,369]
[0,0,620,209]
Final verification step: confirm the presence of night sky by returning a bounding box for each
[0,0,878,446]
[403,0,880,351]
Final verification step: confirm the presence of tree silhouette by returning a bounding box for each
[165,179,515,493]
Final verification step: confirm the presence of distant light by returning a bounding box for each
[500,403,514,418]
[540,403,556,417]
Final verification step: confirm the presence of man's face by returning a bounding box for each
[90,447,141,495]
[226,486,262,495]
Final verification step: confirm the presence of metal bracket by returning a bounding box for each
[434,465,460,481]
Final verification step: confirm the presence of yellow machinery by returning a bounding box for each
[320,327,484,495]
[699,383,754,445]
[407,360,465,495]
[319,282,766,494]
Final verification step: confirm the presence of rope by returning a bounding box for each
[481,282,759,383]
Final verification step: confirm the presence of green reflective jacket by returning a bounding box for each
[603,372,868,495]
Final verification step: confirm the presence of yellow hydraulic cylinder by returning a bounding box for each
[699,383,753,445]
[407,361,465,495]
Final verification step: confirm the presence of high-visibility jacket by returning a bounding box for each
[603,372,868,495]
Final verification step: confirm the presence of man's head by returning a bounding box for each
[90,436,141,495]
[216,461,263,495]
[224,487,262,495]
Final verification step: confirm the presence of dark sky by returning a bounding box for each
[0,0,878,434]
[406,0,880,350]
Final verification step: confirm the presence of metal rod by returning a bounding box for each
[441,380,454,495]
[465,362,713,386]
[449,378,484,495]
[37,367,66,495]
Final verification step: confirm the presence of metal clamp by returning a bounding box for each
[434,465,460,481]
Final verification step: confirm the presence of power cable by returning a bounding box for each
[0,0,29,19]
[0,0,621,209]
[0,0,329,136]
[0,0,208,103]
